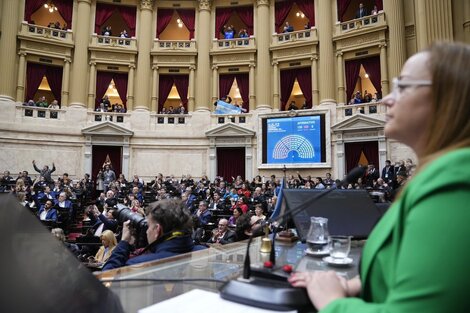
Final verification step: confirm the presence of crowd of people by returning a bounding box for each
[95,95,127,113]
[23,96,61,109]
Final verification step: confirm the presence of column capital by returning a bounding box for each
[198,0,211,12]
[64,57,72,63]
[310,55,319,61]
[379,41,387,49]
[18,51,27,57]
[211,65,218,70]
[129,64,136,69]
[89,61,96,66]
[271,61,278,66]
[256,0,270,8]
[189,65,196,71]
[249,63,256,68]
[152,65,159,70]
[140,0,154,11]
[336,51,343,57]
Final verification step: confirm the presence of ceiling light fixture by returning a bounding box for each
[296,12,305,18]
[44,2,58,13]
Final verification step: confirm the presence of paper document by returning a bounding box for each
[139,288,297,313]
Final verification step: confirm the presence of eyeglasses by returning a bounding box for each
[391,77,432,97]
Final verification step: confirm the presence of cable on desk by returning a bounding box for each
[100,277,226,285]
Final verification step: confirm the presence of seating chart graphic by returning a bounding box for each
[266,115,322,164]
[272,135,315,159]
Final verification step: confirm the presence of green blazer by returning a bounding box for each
[322,148,470,313]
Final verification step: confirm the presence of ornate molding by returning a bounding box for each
[89,61,96,66]
[340,33,380,49]
[249,63,256,68]
[212,65,218,71]
[189,65,196,71]
[379,41,387,49]
[256,0,270,7]
[140,0,154,11]
[129,64,136,69]
[198,0,211,11]
[64,57,72,63]
[18,51,27,57]
[336,51,343,57]
[271,61,278,66]
[152,65,159,70]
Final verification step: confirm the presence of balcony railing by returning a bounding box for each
[153,39,197,52]
[16,105,64,120]
[19,22,73,44]
[153,113,191,125]
[88,111,130,124]
[210,113,252,125]
[90,34,137,50]
[336,101,386,121]
[272,28,317,45]
[212,36,256,51]
[336,11,386,35]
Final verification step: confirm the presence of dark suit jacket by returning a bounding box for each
[356,7,368,18]
[381,166,395,182]
[207,230,237,244]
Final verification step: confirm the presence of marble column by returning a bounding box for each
[134,0,154,110]
[61,58,71,106]
[188,65,196,111]
[195,0,212,111]
[311,55,319,106]
[317,0,335,104]
[272,61,279,110]
[249,63,256,110]
[87,62,96,110]
[415,0,453,51]
[0,0,20,101]
[379,43,389,96]
[383,0,407,79]
[16,52,27,102]
[127,65,135,110]
[336,52,345,104]
[69,0,91,107]
[151,66,158,112]
[211,65,218,103]
[255,0,271,109]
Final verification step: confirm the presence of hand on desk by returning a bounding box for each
[288,271,353,310]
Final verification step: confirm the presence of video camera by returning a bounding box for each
[112,203,148,248]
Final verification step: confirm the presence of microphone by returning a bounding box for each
[219,166,367,311]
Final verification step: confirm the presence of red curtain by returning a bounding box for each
[361,56,381,97]
[296,0,315,27]
[116,5,137,37]
[217,147,245,181]
[215,7,232,39]
[95,71,114,107]
[45,66,63,105]
[275,1,295,32]
[236,6,254,35]
[337,0,354,22]
[235,74,249,112]
[92,145,122,183]
[173,75,189,107]
[177,9,195,39]
[113,72,128,108]
[345,141,378,173]
[345,59,362,102]
[156,8,174,38]
[24,0,46,23]
[158,75,175,113]
[54,0,73,28]
[280,69,297,111]
[296,68,312,108]
[375,0,383,11]
[95,3,115,34]
[219,74,235,99]
[26,62,47,101]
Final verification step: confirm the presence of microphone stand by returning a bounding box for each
[219,166,367,311]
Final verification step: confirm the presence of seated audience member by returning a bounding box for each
[48,100,60,109]
[102,25,112,36]
[283,21,294,33]
[287,101,298,110]
[354,91,363,104]
[25,99,35,106]
[91,230,117,264]
[36,96,48,107]
[51,228,80,256]
[103,199,207,270]
[88,205,118,237]
[371,5,379,15]
[55,191,73,217]
[235,197,249,214]
[207,218,236,244]
[130,199,145,217]
[228,207,243,227]
[194,201,212,226]
[238,28,249,38]
[175,102,185,114]
[38,200,58,222]
[120,30,129,38]
[160,107,167,114]
[314,177,326,189]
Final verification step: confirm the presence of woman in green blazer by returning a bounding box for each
[290,42,470,312]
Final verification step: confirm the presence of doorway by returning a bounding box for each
[92,145,123,184]
[344,141,378,173]
[216,147,246,181]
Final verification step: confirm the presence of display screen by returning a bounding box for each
[262,114,326,165]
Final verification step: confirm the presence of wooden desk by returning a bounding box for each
[95,237,362,313]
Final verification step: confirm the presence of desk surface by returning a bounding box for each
[95,237,362,313]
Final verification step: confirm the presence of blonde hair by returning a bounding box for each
[51,228,66,242]
[421,42,470,164]
[100,230,117,248]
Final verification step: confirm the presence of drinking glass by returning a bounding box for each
[329,236,351,260]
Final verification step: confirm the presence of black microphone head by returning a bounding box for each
[340,166,367,187]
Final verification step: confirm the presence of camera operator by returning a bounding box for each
[102,199,207,270]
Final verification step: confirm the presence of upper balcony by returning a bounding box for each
[335,101,386,123]
[18,22,74,48]
[89,34,138,54]
[211,36,256,53]
[151,39,197,55]
[334,11,387,39]
[271,27,318,47]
